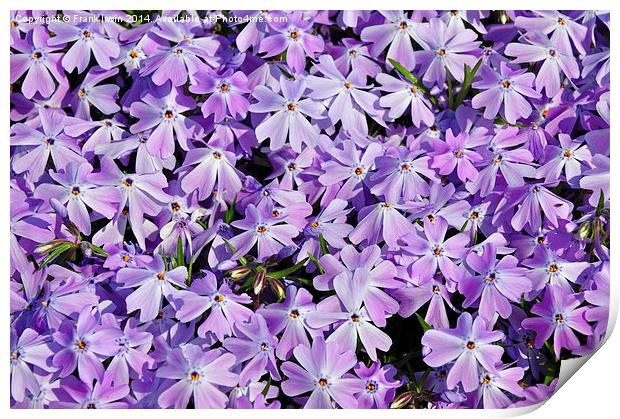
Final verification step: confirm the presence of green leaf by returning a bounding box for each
[446,66,455,109]
[307,252,324,274]
[89,243,109,257]
[261,377,272,396]
[38,242,73,269]
[225,194,238,224]
[388,58,439,107]
[415,313,432,331]
[176,236,185,268]
[596,190,605,215]
[271,258,308,279]
[454,59,483,108]
[319,234,329,256]
[459,220,469,232]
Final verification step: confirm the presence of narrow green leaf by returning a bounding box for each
[307,252,324,274]
[89,243,109,257]
[319,234,329,256]
[271,258,309,279]
[225,194,238,224]
[446,66,454,109]
[596,190,605,215]
[415,313,432,331]
[38,243,73,269]
[454,58,483,108]
[261,377,272,396]
[176,236,185,268]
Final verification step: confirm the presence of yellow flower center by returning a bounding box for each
[466,341,476,350]
[399,21,408,30]
[344,81,352,89]
[563,150,572,158]
[257,226,267,234]
[311,222,319,228]
[78,89,86,97]
[290,31,299,39]
[502,80,511,88]
[164,110,174,119]
[433,247,442,256]
[318,378,329,387]
[354,167,364,176]
[171,202,181,212]
[290,309,299,318]
[157,272,166,281]
[212,151,222,159]
[78,340,87,350]
[190,371,200,381]
[549,264,558,273]
[129,50,139,58]
[287,102,297,111]
[437,49,446,56]
[33,51,42,60]
[214,294,224,303]
[555,314,564,324]
[220,83,229,92]
[470,211,479,220]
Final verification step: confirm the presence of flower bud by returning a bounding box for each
[269,278,286,301]
[229,266,252,281]
[390,391,414,409]
[253,268,267,295]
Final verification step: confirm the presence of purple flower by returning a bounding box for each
[259,286,318,360]
[352,361,401,408]
[430,129,484,182]
[472,62,542,124]
[421,312,505,392]
[414,18,480,86]
[157,345,238,408]
[190,69,250,122]
[459,243,532,320]
[129,84,203,159]
[475,366,525,408]
[117,254,187,322]
[522,285,592,357]
[229,200,299,262]
[223,313,280,385]
[48,22,120,73]
[281,336,362,408]
[10,328,55,402]
[360,11,428,71]
[179,146,242,201]
[377,72,434,128]
[259,12,324,74]
[173,270,253,341]
[504,32,579,97]
[10,26,65,99]
[249,77,325,152]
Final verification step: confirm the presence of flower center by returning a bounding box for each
[437,49,446,56]
[86,403,96,409]
[549,263,558,273]
[212,151,222,159]
[311,222,319,228]
[71,186,81,196]
[175,48,183,55]
[171,202,181,212]
[257,225,267,234]
[290,309,299,318]
[129,49,139,58]
[433,247,442,256]
[427,214,436,222]
[349,49,357,57]
[288,162,297,171]
[487,273,496,283]
[401,163,410,172]
[525,337,535,348]
[466,341,476,350]
[318,378,329,387]
[410,86,418,94]
[537,236,545,244]
[493,154,503,164]
[77,340,87,350]
[502,80,511,89]
[164,110,174,119]
[11,351,20,361]
[555,314,564,324]
[354,167,364,176]
[558,17,566,25]
[481,375,491,385]
[366,380,378,392]
[78,89,86,97]
[123,178,133,187]
[219,83,229,92]
[344,81,352,89]
[45,137,55,145]
[532,186,541,193]
[122,254,131,262]
[82,30,92,38]
[351,313,361,322]
[190,371,200,381]
[563,150,572,158]
[453,149,463,158]
[260,342,269,351]
[399,21,408,30]
[32,51,42,60]
[272,210,280,217]
[432,285,440,294]
[289,31,299,39]
[470,211,479,220]
[287,102,297,111]
[548,49,556,57]
[214,294,224,303]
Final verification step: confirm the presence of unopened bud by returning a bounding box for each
[390,391,414,409]
[253,268,267,295]
[269,278,286,301]
[230,266,252,281]
[35,239,67,254]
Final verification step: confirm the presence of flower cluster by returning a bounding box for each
[10,10,610,409]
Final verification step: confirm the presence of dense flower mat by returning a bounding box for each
[9,10,610,409]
